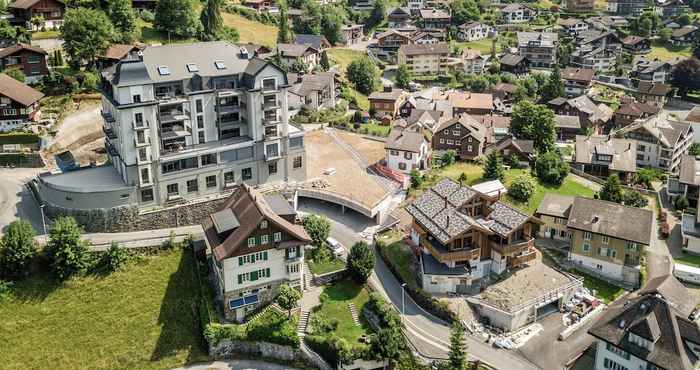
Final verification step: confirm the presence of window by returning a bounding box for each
[166,183,179,196]
[157,66,170,75]
[187,63,199,72]
[242,167,252,180]
[287,264,300,274]
[248,237,256,247]
[637,144,646,152]
[602,235,609,245]
[468,137,473,142]
[453,130,460,136]
[446,139,454,145]
[262,78,276,90]
[201,153,216,166]
[224,171,234,184]
[583,232,592,240]
[268,162,278,174]
[206,175,217,188]
[214,60,226,69]
[599,247,608,256]
[440,138,445,144]
[260,220,268,229]
[140,168,150,183]
[138,148,147,162]
[186,179,198,193]
[456,140,461,146]
[467,145,473,152]
[274,232,282,242]
[626,241,638,251]
[133,94,141,103]
[602,358,629,370]
[261,235,269,244]
[141,189,154,202]
[134,112,143,125]
[196,99,203,113]
[404,152,412,160]
[293,156,302,169]
[265,143,280,158]
[197,115,204,129]
[605,343,631,360]
[443,129,449,134]
[583,243,590,252]
[390,150,399,156]
[198,131,205,144]
[136,130,146,144]
[399,162,407,170]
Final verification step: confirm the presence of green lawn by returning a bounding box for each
[314,279,371,348]
[453,39,499,54]
[327,48,366,75]
[0,249,208,370]
[308,257,346,275]
[418,163,595,214]
[221,12,278,48]
[357,122,391,136]
[136,19,198,44]
[568,269,626,303]
[675,253,700,268]
[381,239,418,289]
[648,41,692,61]
[32,30,60,40]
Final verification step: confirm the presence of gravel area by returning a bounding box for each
[43,104,103,171]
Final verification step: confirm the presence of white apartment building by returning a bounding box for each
[398,43,450,76]
[204,184,310,322]
[614,116,693,174]
[96,41,307,209]
[500,3,537,23]
[457,22,494,42]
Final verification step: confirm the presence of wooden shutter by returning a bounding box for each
[265,268,270,278]
[264,251,268,260]
[238,274,243,284]
[239,257,243,266]
[251,270,258,281]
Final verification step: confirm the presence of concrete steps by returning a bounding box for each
[298,310,310,338]
[348,303,361,327]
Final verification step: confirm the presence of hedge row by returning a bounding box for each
[375,240,458,325]
[203,309,299,348]
[0,132,40,145]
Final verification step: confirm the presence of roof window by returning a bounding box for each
[157,66,170,75]
[186,63,199,72]
[215,60,226,70]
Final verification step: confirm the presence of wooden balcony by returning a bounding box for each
[490,237,534,256]
[507,249,537,268]
[421,236,479,264]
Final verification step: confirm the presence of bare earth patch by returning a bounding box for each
[334,130,386,166]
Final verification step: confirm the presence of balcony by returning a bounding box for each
[101,111,115,123]
[219,104,240,115]
[507,249,537,268]
[160,110,190,124]
[262,99,281,110]
[103,125,117,140]
[134,136,150,147]
[490,237,534,256]
[263,114,279,125]
[264,129,279,141]
[421,236,479,264]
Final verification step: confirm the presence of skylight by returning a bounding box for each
[186,63,199,72]
[215,60,226,70]
[157,66,170,76]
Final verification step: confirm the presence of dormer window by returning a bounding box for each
[157,66,170,75]
[215,60,226,70]
[186,63,199,72]
[260,220,268,229]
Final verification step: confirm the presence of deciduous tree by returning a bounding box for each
[509,175,536,202]
[302,214,331,248]
[347,241,374,284]
[276,283,302,318]
[671,58,700,97]
[534,150,569,185]
[450,0,480,25]
[61,8,114,67]
[155,0,202,38]
[45,216,90,279]
[105,0,137,42]
[395,64,411,90]
[510,101,556,153]
[347,57,379,95]
[0,220,36,278]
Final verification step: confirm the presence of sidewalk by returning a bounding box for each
[34,225,204,251]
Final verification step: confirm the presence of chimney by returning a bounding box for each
[592,215,599,223]
[383,85,392,93]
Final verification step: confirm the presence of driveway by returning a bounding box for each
[0,168,44,234]
[297,198,541,370]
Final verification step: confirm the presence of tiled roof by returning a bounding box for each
[499,53,526,66]
[638,81,671,96]
[484,202,531,237]
[574,135,637,173]
[561,67,594,82]
[399,42,450,56]
[385,129,425,153]
[536,194,575,218]
[566,196,652,244]
[0,73,44,106]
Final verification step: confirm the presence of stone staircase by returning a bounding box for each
[298,310,311,338]
[348,303,361,327]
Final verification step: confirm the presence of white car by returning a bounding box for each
[326,237,344,257]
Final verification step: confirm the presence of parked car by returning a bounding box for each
[326,237,344,257]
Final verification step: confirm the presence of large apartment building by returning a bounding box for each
[99,42,307,208]
[406,178,542,294]
[517,32,558,68]
[398,43,451,76]
[203,184,310,321]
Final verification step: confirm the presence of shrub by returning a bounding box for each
[0,219,37,278]
[246,310,299,346]
[0,280,12,302]
[508,175,536,202]
[347,241,374,284]
[534,151,569,185]
[676,195,689,211]
[203,323,245,345]
[305,334,354,367]
[102,242,129,272]
[623,190,648,208]
[45,216,90,279]
[409,169,422,189]
[139,9,155,22]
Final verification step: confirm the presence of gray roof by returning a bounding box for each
[615,116,692,149]
[422,252,472,276]
[566,196,652,244]
[679,155,700,185]
[502,3,535,12]
[289,72,334,96]
[293,34,330,50]
[574,135,637,173]
[554,115,581,129]
[385,129,426,153]
[399,43,450,56]
[480,202,531,237]
[517,32,558,48]
[263,193,296,216]
[499,53,527,66]
[419,8,450,19]
[536,194,575,218]
[589,281,699,370]
[369,88,406,101]
[277,43,317,58]
[210,208,240,233]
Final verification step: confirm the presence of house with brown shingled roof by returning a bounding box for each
[0,73,44,132]
[7,0,64,30]
[0,44,48,83]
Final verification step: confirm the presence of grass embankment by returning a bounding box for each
[221,12,278,48]
[308,257,346,275]
[0,249,208,370]
[314,279,371,347]
[327,48,371,111]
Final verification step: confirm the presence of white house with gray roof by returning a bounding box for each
[37,41,307,211]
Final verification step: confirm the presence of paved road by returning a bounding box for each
[297,198,541,370]
[34,225,204,250]
[0,168,44,234]
[173,359,300,370]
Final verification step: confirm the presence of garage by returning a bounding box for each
[536,299,560,320]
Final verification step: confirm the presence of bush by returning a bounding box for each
[0,280,12,302]
[246,310,299,346]
[101,242,129,272]
[508,175,536,202]
[409,169,422,189]
[623,190,648,208]
[305,334,354,367]
[44,216,90,279]
[204,323,245,345]
[77,70,99,92]
[139,9,155,22]
[347,241,374,284]
[676,195,689,211]
[534,151,569,185]
[0,219,36,278]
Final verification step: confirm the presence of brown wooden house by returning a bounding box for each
[8,0,65,30]
[432,114,487,160]
[0,44,48,83]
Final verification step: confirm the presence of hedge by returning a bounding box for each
[203,309,299,347]
[375,240,458,324]
[0,132,40,145]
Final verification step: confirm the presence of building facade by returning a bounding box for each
[0,73,44,132]
[398,43,450,76]
[517,32,558,68]
[0,44,49,83]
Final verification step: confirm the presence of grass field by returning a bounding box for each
[453,39,499,54]
[32,30,60,40]
[308,257,346,275]
[418,163,595,214]
[381,239,418,289]
[648,42,692,61]
[222,13,278,48]
[675,253,700,268]
[328,48,372,111]
[0,249,208,370]
[569,269,626,303]
[314,279,371,348]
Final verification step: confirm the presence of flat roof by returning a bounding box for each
[40,165,132,193]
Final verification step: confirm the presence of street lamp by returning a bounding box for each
[39,204,46,235]
[401,282,407,323]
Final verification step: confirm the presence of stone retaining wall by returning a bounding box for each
[210,339,299,362]
[312,268,348,286]
[42,197,226,233]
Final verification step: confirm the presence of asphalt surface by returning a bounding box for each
[297,198,541,370]
[173,359,300,370]
[0,168,44,234]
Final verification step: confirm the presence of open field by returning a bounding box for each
[308,257,346,275]
[222,13,278,48]
[0,249,208,370]
[327,48,371,110]
[648,42,692,61]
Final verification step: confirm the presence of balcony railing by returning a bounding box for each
[134,137,150,147]
[263,115,279,125]
[160,110,189,123]
[422,236,478,264]
[507,249,537,268]
[490,237,534,256]
[133,120,149,130]
[262,100,281,110]
[103,125,117,140]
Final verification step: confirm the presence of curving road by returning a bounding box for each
[0,168,44,234]
[298,198,541,370]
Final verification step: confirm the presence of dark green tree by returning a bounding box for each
[45,216,90,280]
[61,8,114,67]
[105,0,137,42]
[320,6,344,45]
[366,0,386,30]
[671,58,700,97]
[448,321,468,370]
[0,220,36,278]
[319,50,330,71]
[277,5,293,43]
[534,150,569,185]
[508,175,536,202]
[623,190,648,208]
[483,151,505,181]
[598,175,625,204]
[200,0,223,41]
[541,64,564,102]
[450,0,480,25]
[676,195,690,211]
[395,64,411,90]
[510,101,556,153]
[409,169,423,189]
[101,241,129,272]
[347,241,374,284]
[155,0,202,38]
[347,57,379,95]
[692,35,700,59]
[302,214,331,248]
[276,283,302,318]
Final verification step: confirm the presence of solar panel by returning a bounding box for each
[244,294,259,305]
[157,66,170,75]
[228,298,245,309]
